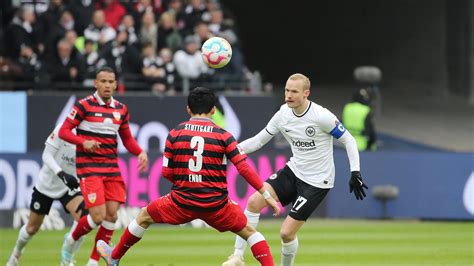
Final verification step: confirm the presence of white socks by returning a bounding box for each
[101,220,116,230]
[14,225,32,256]
[87,258,99,266]
[128,219,146,238]
[281,238,298,266]
[246,232,265,247]
[233,209,260,256]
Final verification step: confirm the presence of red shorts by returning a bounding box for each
[80,176,126,209]
[147,194,247,233]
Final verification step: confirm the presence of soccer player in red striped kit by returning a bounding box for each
[58,66,149,266]
[96,87,281,266]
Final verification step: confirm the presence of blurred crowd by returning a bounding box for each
[0,0,249,93]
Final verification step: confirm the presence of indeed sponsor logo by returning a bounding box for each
[292,139,315,148]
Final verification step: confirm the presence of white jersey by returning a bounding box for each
[35,125,77,198]
[265,102,347,188]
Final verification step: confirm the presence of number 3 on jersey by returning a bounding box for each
[189,136,205,172]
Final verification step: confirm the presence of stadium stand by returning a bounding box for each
[0,0,251,93]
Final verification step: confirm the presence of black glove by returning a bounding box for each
[349,171,368,200]
[57,171,80,190]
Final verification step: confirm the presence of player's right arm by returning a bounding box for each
[237,109,281,154]
[58,101,100,152]
[43,127,79,190]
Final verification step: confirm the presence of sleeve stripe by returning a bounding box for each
[74,102,87,114]
[265,128,276,135]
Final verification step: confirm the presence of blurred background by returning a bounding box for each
[0,0,473,227]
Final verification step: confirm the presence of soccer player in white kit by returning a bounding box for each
[6,124,87,266]
[223,73,369,266]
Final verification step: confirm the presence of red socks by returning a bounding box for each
[250,240,274,266]
[90,224,115,261]
[111,227,142,260]
[71,215,95,241]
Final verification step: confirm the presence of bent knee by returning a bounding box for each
[105,212,118,222]
[136,207,154,227]
[89,212,106,224]
[245,224,257,236]
[26,224,40,235]
[247,193,266,212]
[280,229,296,242]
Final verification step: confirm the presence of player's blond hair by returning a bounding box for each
[288,73,310,91]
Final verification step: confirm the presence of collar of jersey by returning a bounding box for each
[292,101,311,117]
[190,117,213,122]
[94,91,115,108]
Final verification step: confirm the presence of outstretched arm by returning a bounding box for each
[238,129,274,154]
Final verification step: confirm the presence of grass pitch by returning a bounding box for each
[0,219,472,265]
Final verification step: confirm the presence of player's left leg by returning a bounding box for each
[89,177,126,265]
[8,187,53,265]
[62,193,88,265]
[97,206,154,265]
[88,200,120,265]
[279,217,304,266]
[235,225,274,266]
[7,211,45,266]
[98,193,193,264]
[280,181,329,266]
[204,201,274,266]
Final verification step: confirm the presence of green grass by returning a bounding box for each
[0,219,472,265]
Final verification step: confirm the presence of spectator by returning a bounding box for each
[130,0,163,31]
[16,44,42,83]
[96,0,127,29]
[37,0,66,34]
[102,30,142,83]
[193,21,213,46]
[165,0,185,30]
[173,35,209,82]
[182,0,210,35]
[45,10,76,56]
[67,0,95,34]
[157,11,183,52]
[342,88,377,151]
[139,11,158,51]
[82,39,107,79]
[208,8,223,35]
[84,10,116,48]
[6,7,39,59]
[46,39,85,88]
[159,47,178,92]
[64,30,80,55]
[117,14,139,48]
[141,41,167,92]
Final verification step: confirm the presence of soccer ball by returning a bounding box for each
[201,37,232,69]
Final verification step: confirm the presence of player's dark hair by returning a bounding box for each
[188,87,216,114]
[95,66,116,79]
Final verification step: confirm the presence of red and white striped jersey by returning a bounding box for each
[64,92,130,179]
[163,118,247,212]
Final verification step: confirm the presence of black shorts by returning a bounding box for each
[29,187,82,215]
[266,165,329,221]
